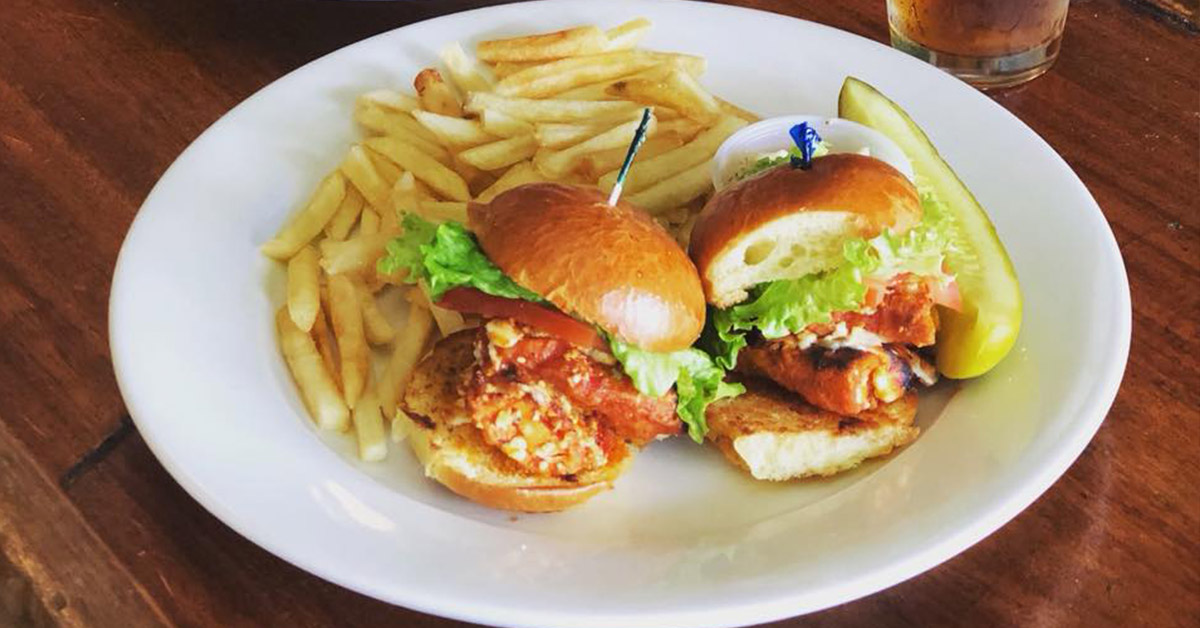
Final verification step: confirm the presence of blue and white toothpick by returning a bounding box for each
[607,108,654,207]
[789,122,822,170]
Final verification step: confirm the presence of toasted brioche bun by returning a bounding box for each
[468,182,705,353]
[689,154,921,307]
[400,330,633,513]
[706,378,918,481]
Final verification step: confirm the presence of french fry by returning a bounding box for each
[364,136,471,201]
[409,284,470,337]
[379,201,399,235]
[378,303,435,419]
[366,148,404,188]
[477,25,608,62]
[466,92,642,122]
[627,159,714,214]
[480,108,534,137]
[415,200,470,224]
[608,69,720,123]
[414,68,463,117]
[353,389,388,462]
[357,281,396,345]
[674,211,701,249]
[533,112,641,149]
[340,145,391,209]
[577,134,684,181]
[286,246,321,331]
[326,186,366,241]
[354,104,446,154]
[459,135,537,171]
[605,18,652,51]
[327,274,369,409]
[319,232,392,275]
[495,50,705,98]
[475,161,545,202]
[412,110,497,148]
[716,96,761,122]
[359,207,380,235]
[452,153,497,197]
[277,308,349,431]
[488,60,544,79]
[439,42,493,93]
[310,302,341,391]
[655,117,705,142]
[534,114,655,178]
[599,116,746,194]
[392,409,412,442]
[357,89,419,113]
[553,64,675,101]
[390,171,422,216]
[262,172,346,259]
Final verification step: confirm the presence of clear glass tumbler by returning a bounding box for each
[888,0,1071,89]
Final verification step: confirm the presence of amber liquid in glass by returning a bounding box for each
[888,0,1070,88]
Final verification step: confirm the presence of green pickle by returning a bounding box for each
[838,77,1022,379]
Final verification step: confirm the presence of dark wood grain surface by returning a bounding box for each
[1,0,1196,626]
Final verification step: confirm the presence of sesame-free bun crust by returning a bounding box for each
[689,154,921,307]
[400,330,633,513]
[469,183,705,353]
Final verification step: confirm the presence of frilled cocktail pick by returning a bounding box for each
[607,108,653,207]
[789,122,822,170]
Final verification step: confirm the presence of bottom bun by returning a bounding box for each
[705,378,919,481]
[400,330,633,513]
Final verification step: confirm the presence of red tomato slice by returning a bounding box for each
[436,287,608,352]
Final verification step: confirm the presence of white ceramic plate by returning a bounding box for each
[109,1,1130,626]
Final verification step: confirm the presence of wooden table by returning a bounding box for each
[1,0,1196,625]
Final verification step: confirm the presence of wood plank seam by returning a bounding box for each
[1123,0,1199,33]
[59,416,134,490]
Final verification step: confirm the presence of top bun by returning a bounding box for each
[688,153,921,308]
[469,183,705,353]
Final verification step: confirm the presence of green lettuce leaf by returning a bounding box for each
[704,190,954,367]
[609,338,744,443]
[377,214,542,302]
[736,141,831,180]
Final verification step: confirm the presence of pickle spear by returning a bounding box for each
[838,77,1022,379]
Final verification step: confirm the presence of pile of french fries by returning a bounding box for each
[261,18,759,462]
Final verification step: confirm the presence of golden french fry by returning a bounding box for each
[534,114,655,178]
[412,110,497,148]
[356,281,395,345]
[599,116,746,194]
[353,389,388,461]
[414,68,463,117]
[277,308,349,431]
[409,283,470,338]
[453,154,497,197]
[326,186,366,241]
[439,42,494,93]
[378,303,435,419]
[655,117,705,141]
[466,92,642,122]
[459,135,537,171]
[392,408,412,442]
[627,159,714,214]
[415,200,470,224]
[364,136,471,201]
[286,246,321,331]
[366,148,404,188]
[553,64,675,101]
[477,25,608,63]
[390,171,422,215]
[475,161,545,202]
[354,103,446,154]
[327,274,369,409]
[359,207,380,235]
[605,18,652,51]
[533,112,642,149]
[608,69,720,123]
[496,50,704,98]
[319,232,392,276]
[716,96,761,122]
[479,108,534,137]
[577,134,684,182]
[310,302,341,391]
[339,145,391,209]
[488,60,544,79]
[378,200,399,235]
[357,89,419,113]
[262,172,346,260]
